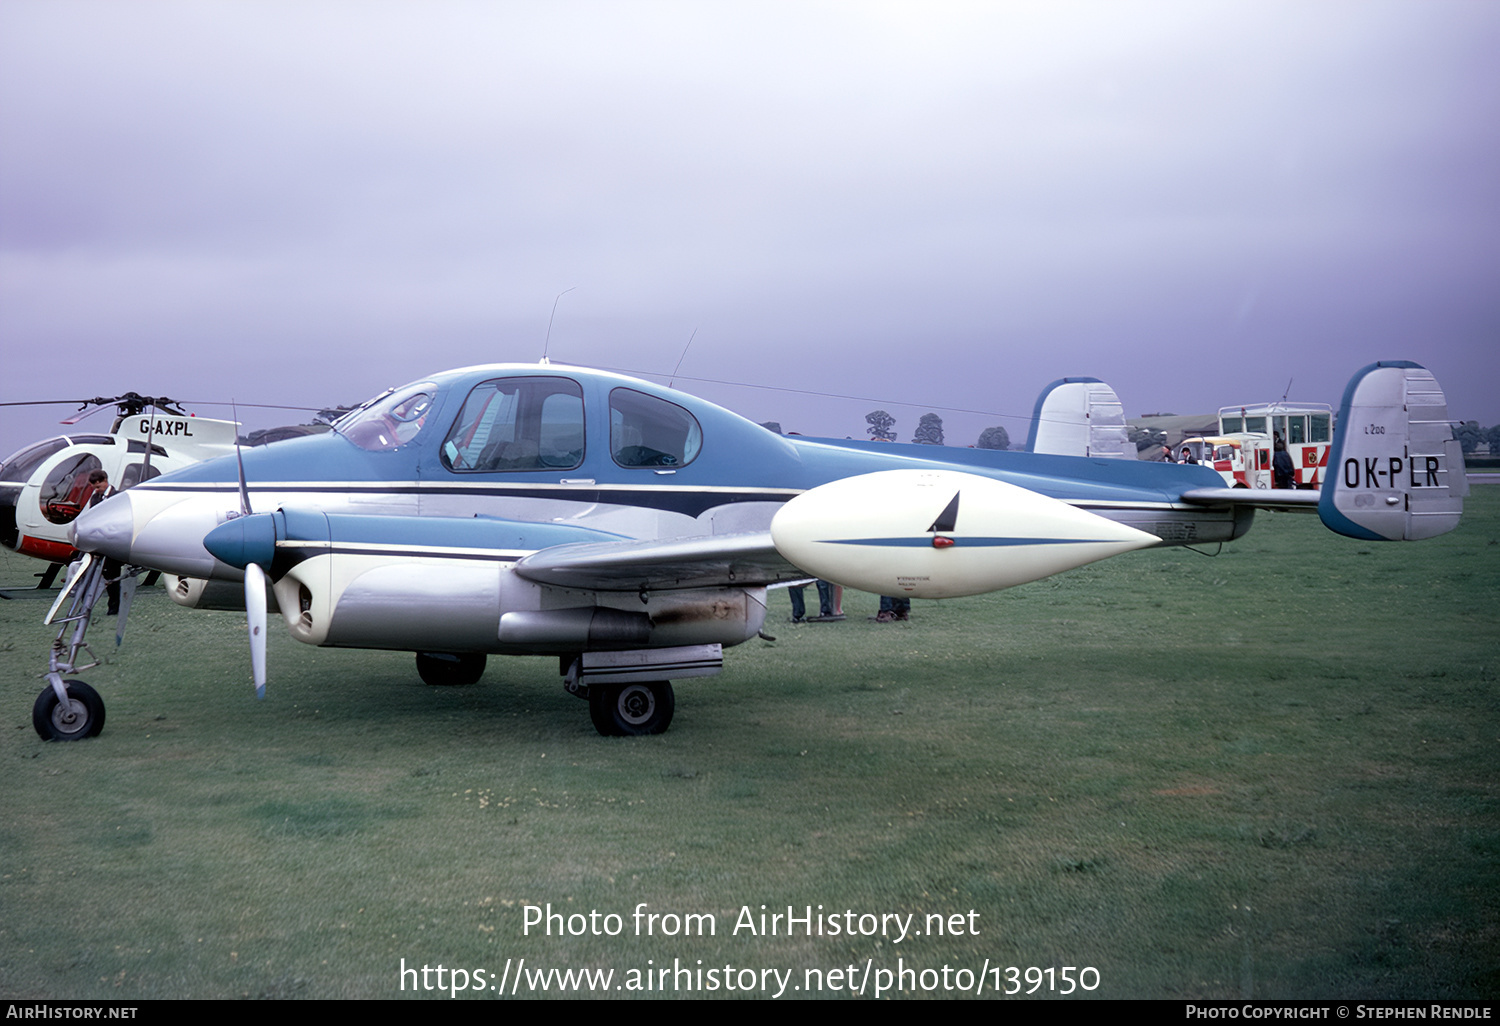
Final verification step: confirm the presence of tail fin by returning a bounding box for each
[1318,361,1467,541]
[1024,377,1133,459]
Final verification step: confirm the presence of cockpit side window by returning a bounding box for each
[339,383,437,452]
[40,454,103,525]
[441,377,585,472]
[609,388,702,468]
[119,463,164,490]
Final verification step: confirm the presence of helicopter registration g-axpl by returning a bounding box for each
[46,359,1465,742]
[0,395,242,578]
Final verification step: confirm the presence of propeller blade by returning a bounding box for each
[245,562,267,699]
[44,555,93,625]
[229,404,268,697]
[232,400,252,517]
[114,575,138,648]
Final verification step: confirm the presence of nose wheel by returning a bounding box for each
[589,681,675,736]
[33,680,106,741]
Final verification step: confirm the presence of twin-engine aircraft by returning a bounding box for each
[46,360,1465,741]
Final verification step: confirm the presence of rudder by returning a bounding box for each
[1024,378,1133,459]
[1319,361,1467,541]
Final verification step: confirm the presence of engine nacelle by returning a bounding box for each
[165,573,279,613]
[272,553,766,655]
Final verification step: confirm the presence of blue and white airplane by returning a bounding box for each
[45,360,1465,740]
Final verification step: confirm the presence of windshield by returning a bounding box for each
[337,383,438,452]
[0,437,69,483]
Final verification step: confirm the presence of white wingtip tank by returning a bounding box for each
[770,469,1158,599]
[1319,362,1467,541]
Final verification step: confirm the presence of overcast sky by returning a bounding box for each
[3,0,1497,456]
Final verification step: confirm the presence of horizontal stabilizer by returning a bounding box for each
[1179,487,1321,513]
[1318,361,1467,541]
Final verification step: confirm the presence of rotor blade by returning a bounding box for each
[60,405,112,426]
[0,399,95,407]
[245,562,267,700]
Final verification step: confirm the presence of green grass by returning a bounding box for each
[1,489,1497,999]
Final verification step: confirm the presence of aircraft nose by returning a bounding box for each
[72,491,225,577]
[72,492,136,561]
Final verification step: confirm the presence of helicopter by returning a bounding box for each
[0,394,243,588]
[0,393,337,588]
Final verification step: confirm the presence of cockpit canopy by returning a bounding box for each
[345,372,708,474]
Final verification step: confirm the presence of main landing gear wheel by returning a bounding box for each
[589,681,675,737]
[415,652,487,687]
[33,680,106,741]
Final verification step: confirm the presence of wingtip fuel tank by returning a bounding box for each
[770,469,1159,599]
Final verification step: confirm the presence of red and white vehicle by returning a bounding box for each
[1174,433,1271,489]
[1176,402,1335,489]
[1220,402,1334,488]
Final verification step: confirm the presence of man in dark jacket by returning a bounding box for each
[1272,439,1296,490]
[87,470,122,614]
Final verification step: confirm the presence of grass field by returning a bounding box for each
[1,489,1497,1000]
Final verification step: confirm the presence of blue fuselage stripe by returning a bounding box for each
[817,536,1112,547]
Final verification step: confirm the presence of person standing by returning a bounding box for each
[1272,438,1296,489]
[810,580,845,621]
[87,470,122,615]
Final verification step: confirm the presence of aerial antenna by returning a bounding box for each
[1280,377,1293,403]
[541,286,577,365]
[668,327,699,389]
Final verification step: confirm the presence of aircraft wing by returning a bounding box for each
[512,532,804,592]
[1178,487,1322,513]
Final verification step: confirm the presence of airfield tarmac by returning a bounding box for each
[1,488,1496,1000]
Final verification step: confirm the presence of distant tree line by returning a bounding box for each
[976,426,1009,450]
[829,415,1496,455]
[865,410,897,442]
[862,410,1013,449]
[913,413,944,445]
[1128,425,1167,452]
[1452,422,1500,456]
